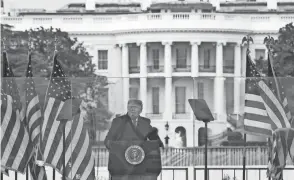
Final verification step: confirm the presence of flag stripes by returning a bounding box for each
[24,52,48,180]
[26,96,42,144]
[40,54,95,180]
[1,52,32,173]
[1,94,31,173]
[41,98,64,165]
[243,50,273,137]
[268,54,292,123]
[258,81,291,129]
[288,129,294,163]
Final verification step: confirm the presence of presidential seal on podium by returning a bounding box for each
[125,145,145,165]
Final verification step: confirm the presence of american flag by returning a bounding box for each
[259,53,291,130]
[288,128,294,163]
[264,52,291,179]
[40,54,95,180]
[1,167,9,176]
[268,130,288,180]
[24,52,48,180]
[1,52,32,173]
[243,50,272,136]
[268,55,292,123]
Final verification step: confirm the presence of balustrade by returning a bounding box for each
[92,146,286,167]
[2,13,294,32]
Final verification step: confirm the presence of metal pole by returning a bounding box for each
[96,131,101,179]
[62,122,66,180]
[1,173,3,180]
[15,171,17,180]
[193,77,196,148]
[192,78,196,167]
[53,169,55,180]
[268,138,271,180]
[204,121,208,180]
[243,133,247,180]
[26,167,29,180]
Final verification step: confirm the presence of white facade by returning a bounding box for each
[2,0,294,147]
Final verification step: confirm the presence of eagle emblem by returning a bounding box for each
[125,145,145,165]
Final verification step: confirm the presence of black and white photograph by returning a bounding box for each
[1,0,294,180]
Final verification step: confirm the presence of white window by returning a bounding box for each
[129,87,139,100]
[176,48,187,68]
[152,87,160,114]
[197,82,204,99]
[152,49,160,69]
[175,87,186,114]
[223,46,235,73]
[97,88,109,109]
[98,50,108,70]
[204,49,211,68]
[255,49,266,60]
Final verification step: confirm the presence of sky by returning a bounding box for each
[3,0,150,11]
[3,0,75,10]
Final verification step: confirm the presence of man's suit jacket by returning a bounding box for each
[104,114,163,149]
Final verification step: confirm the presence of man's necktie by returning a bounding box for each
[132,119,137,127]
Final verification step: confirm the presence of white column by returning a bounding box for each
[216,41,226,76]
[214,77,226,121]
[121,44,129,77]
[240,45,247,114]
[165,77,172,121]
[162,41,172,77]
[163,41,173,120]
[214,41,226,121]
[234,44,241,114]
[138,42,147,77]
[138,42,148,116]
[121,44,129,112]
[140,78,147,116]
[190,41,200,77]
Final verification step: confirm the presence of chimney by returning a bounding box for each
[85,0,95,11]
[267,0,277,10]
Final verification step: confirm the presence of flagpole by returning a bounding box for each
[193,77,196,148]
[242,133,246,180]
[241,34,253,180]
[1,38,5,180]
[267,137,271,180]
[57,119,68,180]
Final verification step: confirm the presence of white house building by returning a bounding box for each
[2,0,294,147]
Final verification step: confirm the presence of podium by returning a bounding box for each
[108,140,162,176]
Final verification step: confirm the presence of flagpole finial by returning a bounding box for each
[2,37,7,51]
[242,35,254,49]
[28,30,33,52]
[54,34,58,52]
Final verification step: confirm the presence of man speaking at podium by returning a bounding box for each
[104,99,163,180]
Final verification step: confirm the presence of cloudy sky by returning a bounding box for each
[3,0,150,11]
[4,0,75,10]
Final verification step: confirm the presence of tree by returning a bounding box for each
[258,22,294,115]
[1,25,95,77]
[1,25,113,144]
[262,23,294,77]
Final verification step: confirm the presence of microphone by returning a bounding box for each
[147,127,164,148]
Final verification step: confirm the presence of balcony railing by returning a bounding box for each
[172,65,191,72]
[3,13,294,34]
[92,146,293,167]
[129,66,140,73]
[146,113,163,119]
[199,65,216,73]
[173,113,191,119]
[147,65,164,73]
[223,65,234,73]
